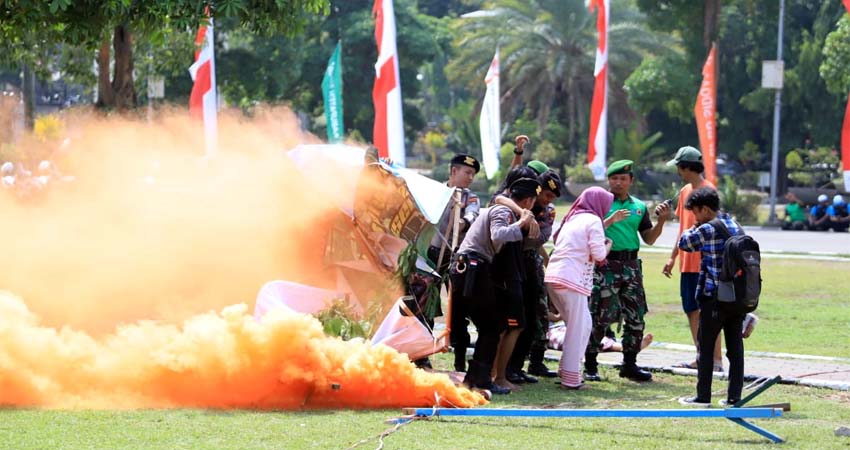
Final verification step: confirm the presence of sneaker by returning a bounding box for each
[678,396,711,407]
[528,364,558,378]
[584,371,602,382]
[718,399,738,407]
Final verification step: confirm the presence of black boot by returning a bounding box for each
[584,353,602,382]
[527,347,557,377]
[464,360,510,395]
[619,352,652,382]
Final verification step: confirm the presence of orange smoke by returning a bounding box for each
[0,106,485,409]
[0,292,484,408]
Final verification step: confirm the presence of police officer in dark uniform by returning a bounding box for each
[426,154,481,371]
[500,170,563,383]
[451,178,540,394]
[584,160,670,382]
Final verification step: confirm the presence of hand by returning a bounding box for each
[515,135,530,152]
[662,258,675,278]
[527,218,540,239]
[604,237,613,253]
[608,209,631,225]
[518,209,535,227]
[654,201,671,222]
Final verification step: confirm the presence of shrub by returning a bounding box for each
[719,175,762,224]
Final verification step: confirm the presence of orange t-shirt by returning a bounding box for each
[676,180,716,273]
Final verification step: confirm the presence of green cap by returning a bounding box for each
[667,146,703,166]
[527,160,549,175]
[606,160,634,177]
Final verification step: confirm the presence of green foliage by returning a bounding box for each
[624,54,695,123]
[564,164,595,184]
[448,0,674,163]
[315,298,372,340]
[610,126,664,164]
[785,150,804,170]
[719,175,761,224]
[785,146,841,187]
[820,14,850,95]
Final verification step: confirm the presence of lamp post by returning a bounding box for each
[767,0,785,225]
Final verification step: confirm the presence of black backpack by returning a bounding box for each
[709,218,762,314]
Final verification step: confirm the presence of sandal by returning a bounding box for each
[672,360,698,369]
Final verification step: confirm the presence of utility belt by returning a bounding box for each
[452,252,489,297]
[607,249,639,261]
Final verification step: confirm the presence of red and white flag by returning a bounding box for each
[841,0,850,192]
[587,0,609,180]
[372,0,406,166]
[189,16,218,157]
[695,44,718,186]
[842,93,850,192]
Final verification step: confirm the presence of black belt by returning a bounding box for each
[607,250,638,261]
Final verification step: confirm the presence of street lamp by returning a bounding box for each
[767,0,786,225]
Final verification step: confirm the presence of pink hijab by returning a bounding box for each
[553,186,613,244]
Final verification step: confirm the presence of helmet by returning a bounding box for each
[1,161,13,175]
[834,194,845,205]
[817,194,828,203]
[38,160,51,173]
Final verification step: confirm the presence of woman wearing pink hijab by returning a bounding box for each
[545,186,613,389]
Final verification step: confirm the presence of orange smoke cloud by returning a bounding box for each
[0,292,484,408]
[0,106,485,409]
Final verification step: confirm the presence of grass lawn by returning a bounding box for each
[1,355,848,449]
[2,239,848,449]
[640,252,850,358]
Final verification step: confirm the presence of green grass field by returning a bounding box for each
[1,255,848,449]
[640,252,850,358]
[2,361,848,449]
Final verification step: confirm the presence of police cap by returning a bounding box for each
[538,170,562,197]
[606,160,634,177]
[509,177,541,199]
[450,154,480,173]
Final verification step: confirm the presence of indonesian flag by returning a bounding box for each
[372,0,406,166]
[841,0,850,192]
[479,49,500,180]
[587,0,609,181]
[695,44,718,186]
[189,16,218,157]
[842,92,850,192]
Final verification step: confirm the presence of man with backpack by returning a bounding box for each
[677,187,760,407]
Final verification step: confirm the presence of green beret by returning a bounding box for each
[527,160,549,175]
[606,160,634,177]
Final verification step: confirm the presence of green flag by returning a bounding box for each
[322,41,344,143]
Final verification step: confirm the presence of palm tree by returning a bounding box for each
[447,0,676,163]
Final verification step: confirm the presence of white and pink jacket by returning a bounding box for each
[544,213,609,295]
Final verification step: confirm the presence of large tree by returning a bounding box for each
[0,0,330,111]
[446,0,673,164]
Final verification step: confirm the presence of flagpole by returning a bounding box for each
[768,0,785,225]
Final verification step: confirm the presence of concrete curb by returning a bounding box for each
[544,357,850,391]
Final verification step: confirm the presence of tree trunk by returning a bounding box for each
[704,0,720,50]
[567,85,577,165]
[21,64,35,131]
[96,35,114,108]
[111,24,137,110]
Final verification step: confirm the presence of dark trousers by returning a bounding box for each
[451,265,505,384]
[508,255,541,371]
[697,298,745,402]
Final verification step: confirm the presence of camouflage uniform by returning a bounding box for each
[586,258,648,355]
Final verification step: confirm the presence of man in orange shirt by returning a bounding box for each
[661,146,722,371]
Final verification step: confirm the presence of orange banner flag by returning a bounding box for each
[694,44,718,186]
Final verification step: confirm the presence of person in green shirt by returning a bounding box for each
[584,160,671,382]
[781,192,807,231]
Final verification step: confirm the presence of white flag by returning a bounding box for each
[479,49,500,180]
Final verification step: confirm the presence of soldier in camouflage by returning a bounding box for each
[584,160,670,382]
